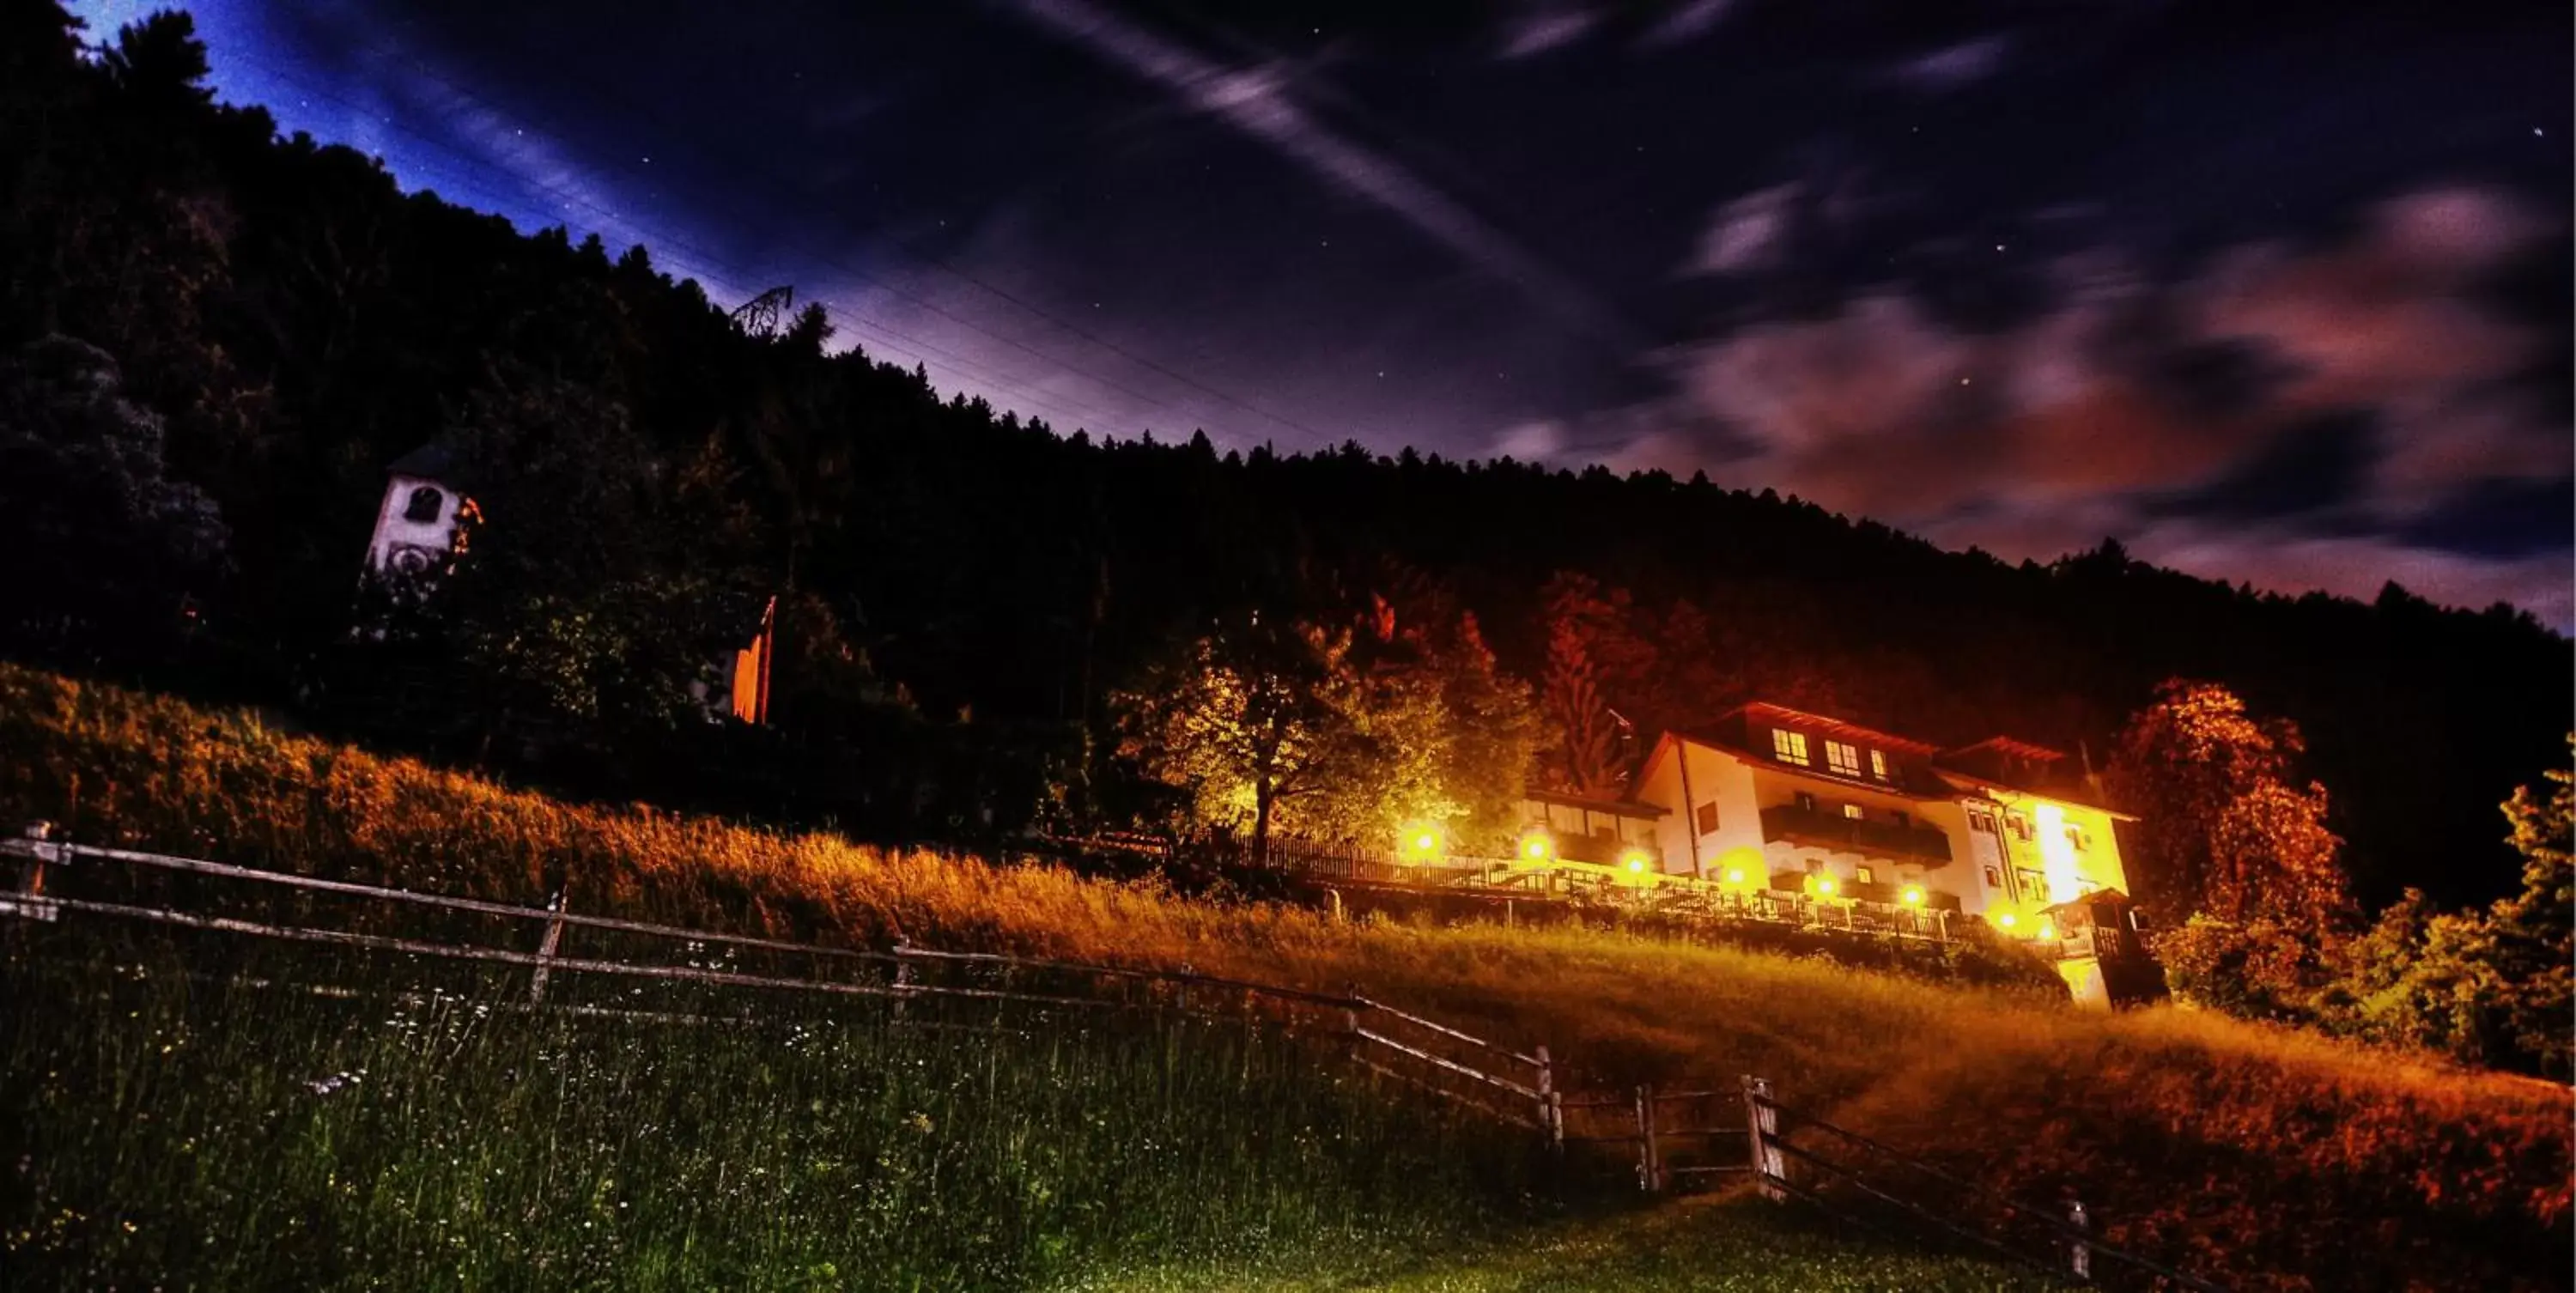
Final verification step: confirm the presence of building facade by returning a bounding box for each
[1631,702,2135,931]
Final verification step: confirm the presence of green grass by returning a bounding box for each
[1100,1195,2060,1291]
[4,926,2053,1290]
[4,930,1559,1290]
[5,662,2571,1290]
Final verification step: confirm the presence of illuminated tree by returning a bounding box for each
[1114,617,1384,860]
[2111,680,2356,1018]
[2108,679,2354,930]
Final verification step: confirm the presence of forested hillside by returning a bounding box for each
[3,4,2565,912]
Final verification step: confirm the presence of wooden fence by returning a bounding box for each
[3,826,2229,1290]
[0,829,1559,1140]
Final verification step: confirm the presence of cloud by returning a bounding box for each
[1499,5,1597,59]
[1887,35,2013,93]
[1005,0,1637,346]
[1691,182,1801,276]
[1569,185,2572,622]
[1640,0,1740,49]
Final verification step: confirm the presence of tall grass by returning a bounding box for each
[4,927,1548,1290]
[5,663,2570,1289]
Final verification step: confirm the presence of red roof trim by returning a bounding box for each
[1725,701,1946,758]
[1941,735,2067,763]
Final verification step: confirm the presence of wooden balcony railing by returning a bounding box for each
[1759,804,1953,865]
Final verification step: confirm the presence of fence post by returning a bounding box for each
[891,939,915,1023]
[1176,962,1193,1014]
[527,889,566,1005]
[4,823,62,923]
[1634,1084,1663,1193]
[2068,1198,2092,1282]
[1742,1074,1783,1201]
[1535,1044,1563,1154]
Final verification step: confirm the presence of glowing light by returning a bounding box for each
[1816,877,1838,896]
[2035,803,2081,904]
[2037,919,2057,940]
[1519,830,1554,863]
[1725,868,1747,885]
[1997,912,2018,929]
[1398,823,1444,862]
[1901,886,1924,906]
[1621,848,1653,874]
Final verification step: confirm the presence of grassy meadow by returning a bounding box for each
[6,927,1557,1290]
[3,662,2571,1290]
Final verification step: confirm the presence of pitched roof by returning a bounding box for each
[1523,787,1668,818]
[386,441,471,488]
[1643,728,1953,803]
[1726,701,1946,757]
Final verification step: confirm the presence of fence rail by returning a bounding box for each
[1745,1088,2232,1292]
[0,831,1564,1140]
[4,828,2229,1290]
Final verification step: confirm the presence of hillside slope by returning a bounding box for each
[3,663,2568,1290]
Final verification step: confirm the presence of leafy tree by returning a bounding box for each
[1411,612,1540,853]
[2488,751,2573,1074]
[2322,740,2573,1076]
[0,335,225,647]
[2110,680,2355,1016]
[2109,680,2354,929]
[1114,617,1386,859]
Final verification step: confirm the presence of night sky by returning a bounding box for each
[72,0,2575,627]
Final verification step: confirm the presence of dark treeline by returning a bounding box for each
[3,5,2566,911]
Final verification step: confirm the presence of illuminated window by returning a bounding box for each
[1869,750,1889,780]
[2017,867,2047,895]
[1695,802,1719,835]
[1856,865,1875,885]
[1825,740,1861,777]
[403,486,445,524]
[1841,804,1864,821]
[2006,810,2032,841]
[1771,729,1810,767]
[1983,865,2002,888]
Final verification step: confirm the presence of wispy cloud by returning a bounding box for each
[1690,181,1801,276]
[1498,5,1597,59]
[1639,0,1740,50]
[1524,185,2573,624]
[1887,34,2013,94]
[1005,0,1636,347]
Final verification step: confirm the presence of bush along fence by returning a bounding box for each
[1066,832,1965,945]
[4,825,2227,1290]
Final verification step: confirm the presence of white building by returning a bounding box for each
[1631,701,2136,932]
[361,443,472,582]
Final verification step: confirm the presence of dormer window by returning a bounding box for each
[1869,750,1889,781]
[1825,740,1862,777]
[403,486,445,524]
[1771,729,1811,767]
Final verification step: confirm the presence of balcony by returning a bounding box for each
[1759,804,1953,866]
